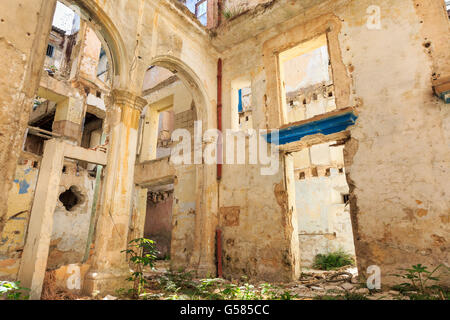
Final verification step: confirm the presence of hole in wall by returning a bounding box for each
[59,186,84,211]
[342,194,350,204]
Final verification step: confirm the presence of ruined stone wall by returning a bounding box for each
[44,29,66,71]
[0,0,56,234]
[337,0,450,284]
[47,164,96,270]
[78,26,102,82]
[0,0,220,295]
[0,155,95,280]
[3,0,447,291]
[219,0,449,284]
[0,156,40,280]
[219,154,297,281]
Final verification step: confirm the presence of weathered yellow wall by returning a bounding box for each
[338,0,450,283]
[218,0,449,284]
[1,0,449,291]
[0,158,39,280]
[0,0,56,234]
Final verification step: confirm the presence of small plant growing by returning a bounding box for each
[222,5,245,20]
[0,281,30,300]
[392,264,448,295]
[121,238,159,299]
[313,250,354,270]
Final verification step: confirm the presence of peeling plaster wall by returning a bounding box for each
[48,165,96,270]
[219,0,449,284]
[1,0,219,286]
[219,138,299,281]
[219,166,296,281]
[2,0,448,289]
[0,157,96,279]
[336,0,450,284]
[171,164,197,269]
[0,0,56,234]
[78,26,102,82]
[0,158,39,280]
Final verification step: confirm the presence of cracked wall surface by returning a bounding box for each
[0,0,449,296]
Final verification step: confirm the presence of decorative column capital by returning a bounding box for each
[111,89,148,112]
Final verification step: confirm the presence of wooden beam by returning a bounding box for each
[64,143,107,166]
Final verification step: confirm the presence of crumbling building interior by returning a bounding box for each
[0,0,449,300]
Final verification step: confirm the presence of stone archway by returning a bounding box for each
[60,0,128,87]
[135,55,219,277]
[1,0,219,298]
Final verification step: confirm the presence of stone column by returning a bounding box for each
[17,139,65,300]
[84,90,147,295]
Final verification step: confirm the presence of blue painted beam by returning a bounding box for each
[238,89,243,113]
[440,91,450,104]
[264,111,358,146]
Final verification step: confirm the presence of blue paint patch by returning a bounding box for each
[24,168,32,174]
[14,179,31,194]
[263,111,358,146]
[238,89,243,113]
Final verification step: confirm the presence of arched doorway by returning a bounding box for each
[134,55,217,276]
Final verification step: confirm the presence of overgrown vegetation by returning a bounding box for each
[155,271,298,300]
[313,250,354,270]
[0,281,30,300]
[391,264,449,300]
[121,238,159,299]
[116,254,448,301]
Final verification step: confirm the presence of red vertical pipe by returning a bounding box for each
[217,0,223,26]
[217,59,223,277]
[217,58,223,181]
[216,229,223,278]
